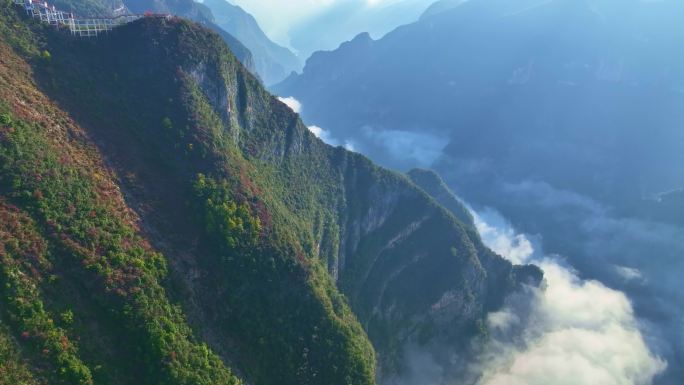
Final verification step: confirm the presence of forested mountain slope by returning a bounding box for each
[37,0,257,76]
[123,0,256,75]
[0,3,539,384]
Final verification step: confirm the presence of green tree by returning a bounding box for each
[0,112,12,126]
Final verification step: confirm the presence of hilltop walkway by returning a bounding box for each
[13,0,167,37]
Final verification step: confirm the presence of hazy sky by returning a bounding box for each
[228,0,419,47]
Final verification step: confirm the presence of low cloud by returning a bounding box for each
[276,97,356,151]
[308,125,355,151]
[343,140,356,152]
[360,126,446,167]
[472,208,538,265]
[615,266,645,283]
[435,175,684,382]
[278,96,302,113]
[500,181,684,329]
[471,209,667,385]
[308,125,333,142]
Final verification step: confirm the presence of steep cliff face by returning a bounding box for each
[331,158,542,376]
[0,3,540,384]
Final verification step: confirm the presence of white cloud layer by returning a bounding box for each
[614,266,645,283]
[472,210,667,385]
[360,126,445,167]
[473,208,537,265]
[278,96,302,113]
[276,96,356,150]
[308,125,356,151]
[308,125,335,143]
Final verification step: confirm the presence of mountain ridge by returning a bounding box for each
[125,0,258,75]
[0,3,541,384]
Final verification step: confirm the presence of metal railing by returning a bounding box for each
[12,0,165,37]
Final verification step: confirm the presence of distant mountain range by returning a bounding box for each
[286,0,435,60]
[275,0,684,203]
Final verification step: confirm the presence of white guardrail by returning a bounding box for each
[12,0,168,37]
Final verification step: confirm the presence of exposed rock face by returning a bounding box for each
[317,156,543,375]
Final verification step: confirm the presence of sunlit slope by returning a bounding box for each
[0,3,539,383]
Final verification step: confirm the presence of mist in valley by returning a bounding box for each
[3,0,679,383]
[272,1,684,383]
[278,92,682,384]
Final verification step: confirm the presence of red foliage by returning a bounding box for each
[28,265,41,279]
[60,335,69,350]
[87,227,99,238]
[255,200,272,233]
[295,249,307,265]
